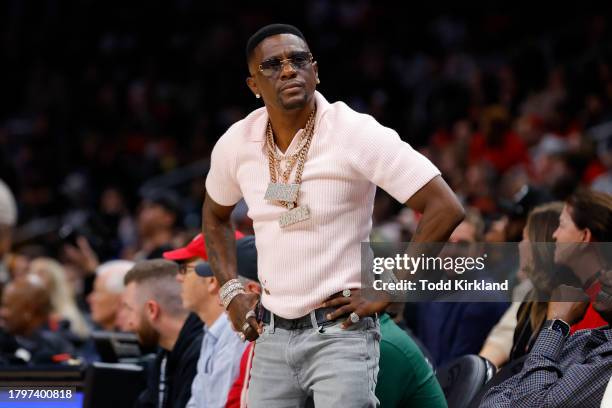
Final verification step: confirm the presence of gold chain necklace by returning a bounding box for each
[263,106,316,227]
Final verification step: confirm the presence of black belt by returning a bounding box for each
[261,306,377,330]
[261,307,343,330]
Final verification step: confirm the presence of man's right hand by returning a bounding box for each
[227,292,261,341]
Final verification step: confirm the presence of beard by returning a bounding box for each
[137,313,160,349]
[277,89,309,110]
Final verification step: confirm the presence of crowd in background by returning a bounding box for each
[2,3,612,407]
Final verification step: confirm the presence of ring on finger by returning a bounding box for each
[245,310,256,320]
[241,322,251,333]
[349,312,360,323]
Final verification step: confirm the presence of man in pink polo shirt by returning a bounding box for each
[202,24,464,407]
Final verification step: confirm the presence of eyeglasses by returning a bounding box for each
[258,52,314,77]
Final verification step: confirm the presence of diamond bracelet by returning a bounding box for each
[220,279,246,309]
[220,279,243,296]
[222,288,246,309]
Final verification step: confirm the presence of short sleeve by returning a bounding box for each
[205,132,243,206]
[344,117,440,203]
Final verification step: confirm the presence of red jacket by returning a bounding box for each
[225,342,254,408]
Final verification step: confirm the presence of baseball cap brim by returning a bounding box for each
[195,262,214,277]
[163,246,199,261]
[163,230,245,261]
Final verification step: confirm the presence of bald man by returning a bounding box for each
[0,275,74,364]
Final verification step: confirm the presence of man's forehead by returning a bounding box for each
[255,34,309,60]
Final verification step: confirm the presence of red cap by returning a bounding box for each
[163,230,245,261]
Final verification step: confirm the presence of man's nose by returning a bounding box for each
[279,61,297,80]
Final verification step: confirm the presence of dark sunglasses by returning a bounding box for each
[258,52,314,77]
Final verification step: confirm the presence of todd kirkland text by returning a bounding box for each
[373,279,509,292]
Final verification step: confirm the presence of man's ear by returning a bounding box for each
[209,277,220,294]
[313,61,319,82]
[583,228,592,243]
[246,76,259,98]
[145,300,160,321]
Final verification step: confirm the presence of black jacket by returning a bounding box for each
[0,327,75,365]
[136,313,203,408]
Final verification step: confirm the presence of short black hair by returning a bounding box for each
[246,23,307,62]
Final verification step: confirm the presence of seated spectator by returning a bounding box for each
[412,210,509,367]
[0,179,17,288]
[134,190,181,260]
[510,203,583,361]
[469,105,530,174]
[123,259,203,408]
[592,137,612,195]
[0,275,74,365]
[481,202,581,367]
[553,189,612,333]
[176,237,252,408]
[479,267,612,407]
[376,310,447,408]
[88,260,134,331]
[29,257,90,339]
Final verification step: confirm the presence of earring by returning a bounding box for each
[255,94,261,99]
[316,78,320,84]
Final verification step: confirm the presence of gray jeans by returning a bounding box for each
[247,311,381,408]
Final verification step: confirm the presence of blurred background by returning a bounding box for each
[1,0,612,320]
[1,2,612,406]
[2,3,612,254]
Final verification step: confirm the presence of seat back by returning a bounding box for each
[83,362,146,408]
[436,355,490,408]
[467,355,527,408]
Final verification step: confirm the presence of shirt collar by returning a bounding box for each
[246,91,331,142]
[205,313,229,343]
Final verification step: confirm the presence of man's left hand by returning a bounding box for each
[319,289,389,329]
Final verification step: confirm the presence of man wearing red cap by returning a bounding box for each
[163,231,245,408]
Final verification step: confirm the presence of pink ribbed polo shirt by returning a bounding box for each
[206,92,440,318]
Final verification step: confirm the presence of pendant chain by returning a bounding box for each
[265,106,316,208]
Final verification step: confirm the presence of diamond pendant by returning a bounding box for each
[264,182,300,203]
[279,205,311,228]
